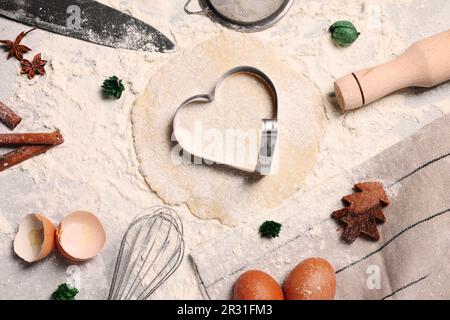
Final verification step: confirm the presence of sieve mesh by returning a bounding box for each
[206,0,289,24]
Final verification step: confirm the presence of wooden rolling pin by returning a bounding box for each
[334,29,450,111]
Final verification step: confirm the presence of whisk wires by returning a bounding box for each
[108,206,185,300]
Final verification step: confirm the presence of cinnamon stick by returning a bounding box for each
[0,131,64,172]
[0,130,63,147]
[0,144,61,173]
[0,101,22,130]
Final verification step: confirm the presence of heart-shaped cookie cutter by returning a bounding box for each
[173,66,278,175]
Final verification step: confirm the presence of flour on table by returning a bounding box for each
[0,214,14,234]
[0,0,449,300]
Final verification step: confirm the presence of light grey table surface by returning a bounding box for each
[0,0,449,300]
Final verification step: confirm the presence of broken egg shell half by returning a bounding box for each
[56,211,106,262]
[13,214,56,263]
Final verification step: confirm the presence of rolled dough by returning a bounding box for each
[132,33,325,225]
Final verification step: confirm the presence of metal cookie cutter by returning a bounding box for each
[173,66,279,176]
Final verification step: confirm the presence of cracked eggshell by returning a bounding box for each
[56,211,106,262]
[13,214,56,263]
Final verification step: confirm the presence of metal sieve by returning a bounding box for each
[184,0,294,32]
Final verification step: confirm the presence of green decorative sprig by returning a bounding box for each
[329,21,360,47]
[51,283,79,300]
[259,221,282,239]
[102,75,125,99]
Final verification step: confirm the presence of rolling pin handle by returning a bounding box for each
[335,29,450,111]
[334,73,366,112]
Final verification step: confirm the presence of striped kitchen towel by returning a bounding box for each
[191,114,450,300]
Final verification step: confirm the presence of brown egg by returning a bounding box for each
[233,270,284,300]
[284,257,336,300]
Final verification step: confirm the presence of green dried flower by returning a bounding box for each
[259,221,282,239]
[329,20,360,47]
[51,283,79,300]
[102,75,125,99]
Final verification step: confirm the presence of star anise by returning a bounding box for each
[0,28,36,60]
[21,53,47,79]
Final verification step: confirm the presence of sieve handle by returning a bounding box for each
[184,0,210,15]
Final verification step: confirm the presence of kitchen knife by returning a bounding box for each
[0,0,174,52]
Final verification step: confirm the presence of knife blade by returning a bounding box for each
[0,0,174,52]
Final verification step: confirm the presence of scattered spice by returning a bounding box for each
[0,101,22,130]
[0,28,35,61]
[0,131,64,173]
[51,283,79,300]
[102,75,126,99]
[0,146,53,173]
[259,221,282,239]
[332,182,390,243]
[329,21,360,47]
[0,130,63,146]
[20,53,47,79]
